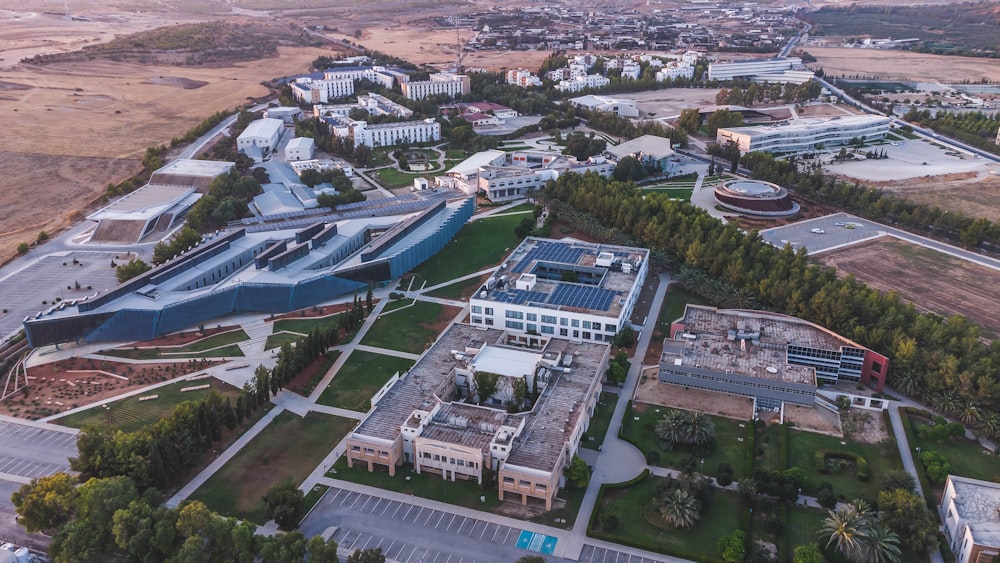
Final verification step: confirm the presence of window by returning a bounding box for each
[573,330,580,338]
[457,460,465,466]
[582,331,591,340]
[351,445,360,452]
[571,319,580,327]
[526,313,537,321]
[471,305,482,314]
[433,454,440,461]
[485,307,493,315]
[485,318,494,326]
[560,317,568,326]
[541,326,554,335]
[519,480,531,487]
[527,324,537,333]
[503,477,515,484]
[505,310,524,319]
[871,361,883,374]
[582,321,591,329]
[541,314,557,324]
[471,316,482,324]
[559,328,568,336]
[605,323,617,332]
[423,452,431,459]
[506,320,524,330]
[536,484,547,492]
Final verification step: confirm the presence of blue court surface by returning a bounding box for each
[516,530,558,555]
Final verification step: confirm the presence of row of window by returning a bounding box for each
[419,451,479,469]
[471,307,616,333]
[501,476,547,492]
[351,445,389,457]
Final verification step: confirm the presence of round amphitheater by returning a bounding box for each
[714,179,800,217]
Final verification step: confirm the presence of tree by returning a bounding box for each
[473,371,500,405]
[657,488,701,529]
[820,503,871,561]
[307,535,340,562]
[685,412,715,445]
[366,284,374,313]
[516,557,546,563]
[514,217,535,239]
[880,470,916,494]
[115,258,152,283]
[793,543,824,563]
[347,547,385,563]
[565,455,590,489]
[860,524,902,563]
[17,242,29,255]
[612,156,645,182]
[11,473,79,533]
[678,108,701,134]
[263,480,306,531]
[37,231,49,243]
[717,530,746,563]
[877,488,939,554]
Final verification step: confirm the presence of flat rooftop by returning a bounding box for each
[720,115,890,137]
[475,237,648,317]
[153,159,235,179]
[949,475,1000,548]
[419,403,517,452]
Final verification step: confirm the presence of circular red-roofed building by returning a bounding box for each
[714,179,800,217]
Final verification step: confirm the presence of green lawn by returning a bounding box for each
[330,457,503,512]
[190,412,355,524]
[273,312,348,334]
[907,413,1000,483]
[620,402,751,479]
[532,485,587,530]
[409,213,525,286]
[361,300,452,354]
[656,287,708,335]
[302,484,330,520]
[100,330,249,359]
[265,332,301,351]
[370,167,436,189]
[642,187,693,201]
[591,474,745,562]
[898,128,920,140]
[57,378,243,433]
[787,428,901,499]
[786,505,827,552]
[500,202,535,213]
[583,392,619,450]
[317,350,414,412]
[754,424,787,473]
[425,276,484,300]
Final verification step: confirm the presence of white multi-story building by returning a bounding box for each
[400,73,470,100]
[263,106,303,124]
[753,70,816,84]
[290,78,355,104]
[356,93,413,118]
[506,68,542,88]
[284,137,315,161]
[555,74,611,93]
[708,57,802,81]
[569,94,638,117]
[350,118,441,148]
[621,61,641,80]
[716,116,892,155]
[656,61,695,81]
[469,237,649,343]
[237,118,285,154]
[940,475,1000,563]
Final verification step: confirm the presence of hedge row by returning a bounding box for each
[898,407,939,512]
[813,450,869,481]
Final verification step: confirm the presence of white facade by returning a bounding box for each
[940,475,1000,563]
[569,95,639,117]
[237,118,285,153]
[351,118,441,148]
[656,61,695,81]
[717,116,892,155]
[708,57,802,81]
[264,106,304,124]
[290,78,355,104]
[400,73,470,100]
[621,61,641,80]
[506,69,542,88]
[753,70,816,85]
[284,137,315,162]
[478,167,555,202]
[555,74,610,93]
[357,93,413,118]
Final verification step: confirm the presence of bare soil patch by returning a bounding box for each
[805,47,1000,83]
[3,357,217,419]
[873,171,1000,222]
[796,103,859,118]
[783,403,843,436]
[634,368,755,420]
[267,300,365,322]
[818,237,1000,338]
[143,76,208,89]
[843,409,888,444]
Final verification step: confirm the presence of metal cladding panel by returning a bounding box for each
[254,241,288,269]
[289,275,367,309]
[236,283,294,312]
[24,312,117,347]
[84,309,160,344]
[295,223,325,244]
[156,288,239,335]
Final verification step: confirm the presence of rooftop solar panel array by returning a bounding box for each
[512,241,589,273]
[546,283,620,311]
[490,289,548,305]
[243,198,435,234]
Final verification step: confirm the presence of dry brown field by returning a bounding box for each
[818,237,1000,338]
[805,47,1000,83]
[871,171,1000,222]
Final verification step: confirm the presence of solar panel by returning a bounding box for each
[546,283,620,312]
[513,241,588,273]
[490,289,547,305]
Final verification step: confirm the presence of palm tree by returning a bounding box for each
[657,489,701,529]
[684,412,716,445]
[819,504,871,561]
[891,371,921,397]
[978,411,1000,440]
[959,399,982,426]
[859,524,902,563]
[655,410,687,450]
[930,390,961,416]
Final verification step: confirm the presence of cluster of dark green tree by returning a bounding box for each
[559,131,607,161]
[903,108,1000,156]
[604,350,631,385]
[10,472,352,563]
[185,169,263,232]
[115,258,152,283]
[151,227,203,265]
[575,107,688,148]
[540,172,1000,441]
[72,389,264,491]
[654,409,716,454]
[742,152,1000,253]
[715,79,823,107]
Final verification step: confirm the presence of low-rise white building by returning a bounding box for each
[400,73,470,100]
[290,77,355,104]
[506,69,543,88]
[621,61,642,80]
[555,74,611,93]
[284,137,315,161]
[237,118,285,155]
[717,115,892,155]
[351,118,441,148]
[264,106,304,124]
[569,95,639,117]
[656,61,695,81]
[940,475,1000,563]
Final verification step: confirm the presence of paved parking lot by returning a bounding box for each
[303,487,559,562]
[0,419,78,482]
[759,212,882,254]
[580,545,676,563]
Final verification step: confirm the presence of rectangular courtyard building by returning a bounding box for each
[940,475,1000,563]
[468,237,649,343]
[344,323,609,510]
[659,305,889,411]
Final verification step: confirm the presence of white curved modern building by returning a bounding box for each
[716,115,892,155]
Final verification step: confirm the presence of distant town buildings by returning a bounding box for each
[555,74,611,93]
[660,305,889,411]
[400,73,470,100]
[716,116,892,155]
[506,68,543,88]
[656,60,695,81]
[940,475,1000,563]
[469,237,649,343]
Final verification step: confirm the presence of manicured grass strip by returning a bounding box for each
[583,392,618,450]
[273,312,347,335]
[656,287,708,335]
[409,213,525,286]
[317,351,414,412]
[361,300,453,354]
[425,277,483,300]
[786,505,827,552]
[906,410,1000,483]
[590,472,745,561]
[642,187,693,201]
[57,378,243,433]
[191,412,355,524]
[265,332,301,351]
[787,427,901,499]
[370,167,437,189]
[101,330,249,359]
[620,402,751,478]
[754,423,786,472]
[302,484,330,522]
[531,485,587,530]
[331,457,503,512]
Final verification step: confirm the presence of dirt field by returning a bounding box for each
[818,237,1000,338]
[634,367,756,420]
[873,171,1000,222]
[804,47,1000,83]
[782,403,843,436]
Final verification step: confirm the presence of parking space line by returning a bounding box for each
[479,522,494,539]
[390,502,404,519]
[360,496,376,512]
[379,500,392,515]
[489,523,500,542]
[401,505,415,521]
[433,511,446,529]
[418,508,434,526]
[445,513,457,531]
[501,527,512,545]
